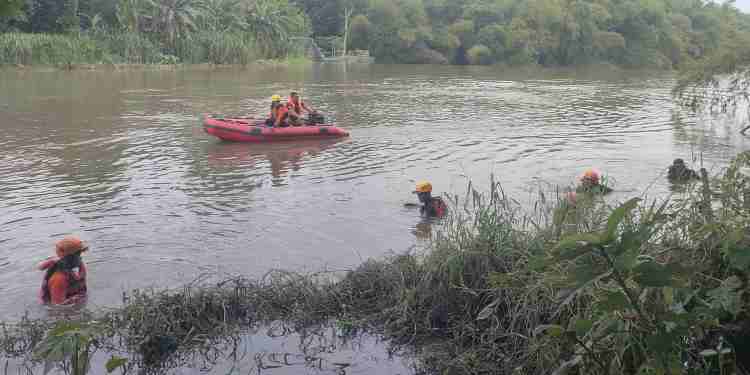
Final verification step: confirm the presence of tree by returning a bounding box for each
[30,0,65,32]
[466,44,492,65]
[116,0,151,33]
[197,0,243,31]
[148,0,203,50]
[0,0,24,17]
[348,13,370,50]
[673,1,750,134]
[477,23,507,61]
[244,0,311,58]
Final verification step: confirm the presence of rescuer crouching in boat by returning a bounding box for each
[413,181,447,218]
[576,169,613,195]
[38,236,89,305]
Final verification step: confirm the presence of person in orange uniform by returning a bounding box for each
[576,169,613,194]
[38,236,89,305]
[286,91,317,126]
[266,94,289,127]
[413,181,447,217]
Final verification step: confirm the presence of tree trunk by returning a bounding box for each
[343,7,352,57]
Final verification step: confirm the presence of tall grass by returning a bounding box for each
[174,31,256,65]
[0,31,267,66]
[91,30,161,64]
[0,33,106,65]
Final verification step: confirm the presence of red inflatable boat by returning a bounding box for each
[203,115,350,142]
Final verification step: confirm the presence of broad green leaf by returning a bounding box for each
[106,356,128,373]
[574,319,593,337]
[633,261,675,288]
[707,276,744,316]
[555,233,604,260]
[612,229,641,257]
[534,324,564,337]
[597,290,629,312]
[49,322,83,337]
[614,243,640,272]
[645,331,678,356]
[558,270,611,310]
[727,245,750,270]
[605,198,641,242]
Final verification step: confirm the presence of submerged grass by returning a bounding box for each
[4,153,750,374]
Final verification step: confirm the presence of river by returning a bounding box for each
[0,63,747,322]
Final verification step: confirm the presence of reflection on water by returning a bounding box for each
[2,321,414,375]
[0,64,749,321]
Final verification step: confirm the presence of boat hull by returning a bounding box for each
[203,115,349,142]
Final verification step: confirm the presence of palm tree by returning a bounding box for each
[199,0,244,31]
[116,0,153,33]
[243,0,310,57]
[150,0,204,49]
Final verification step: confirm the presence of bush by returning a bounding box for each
[348,14,370,50]
[466,44,494,65]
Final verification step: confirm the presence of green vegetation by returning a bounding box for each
[1,0,749,66]
[0,0,310,65]
[672,1,750,134]
[4,152,750,374]
[292,0,750,67]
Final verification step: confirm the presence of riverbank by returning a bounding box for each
[3,152,750,374]
[1,58,313,72]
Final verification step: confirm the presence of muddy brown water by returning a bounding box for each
[0,63,747,320]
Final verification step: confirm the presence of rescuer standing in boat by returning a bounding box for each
[38,236,89,305]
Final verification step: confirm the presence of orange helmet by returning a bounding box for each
[55,236,89,257]
[580,169,600,185]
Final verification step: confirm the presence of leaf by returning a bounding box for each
[574,319,593,338]
[633,261,675,288]
[699,349,718,357]
[645,331,678,356]
[727,246,750,270]
[476,299,499,321]
[555,233,604,260]
[558,269,612,309]
[605,198,641,242]
[707,276,744,316]
[614,243,640,272]
[598,290,629,312]
[534,324,565,337]
[106,356,128,373]
[49,322,82,337]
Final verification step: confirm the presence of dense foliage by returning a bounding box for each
[295,0,750,66]
[0,0,311,64]
[1,0,748,66]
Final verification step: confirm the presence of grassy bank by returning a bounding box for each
[3,153,750,374]
[0,32,305,67]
